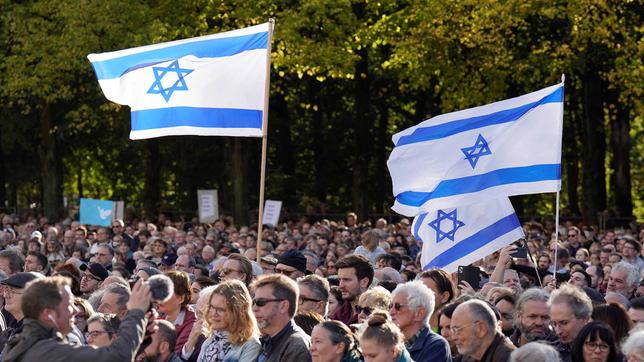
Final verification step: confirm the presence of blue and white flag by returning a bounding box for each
[415,198,524,273]
[80,198,114,227]
[88,23,271,139]
[388,83,564,216]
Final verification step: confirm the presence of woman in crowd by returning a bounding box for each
[86,313,120,348]
[622,330,644,362]
[191,276,217,304]
[310,320,363,362]
[419,269,457,331]
[159,270,195,354]
[571,321,621,362]
[355,286,391,324]
[73,297,95,341]
[359,312,412,362]
[182,279,260,361]
[328,286,344,317]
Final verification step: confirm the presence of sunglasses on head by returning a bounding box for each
[252,298,284,307]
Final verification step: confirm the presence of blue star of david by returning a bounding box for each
[147,60,193,102]
[428,209,465,243]
[461,134,492,169]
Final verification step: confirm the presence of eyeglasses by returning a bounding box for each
[299,296,322,305]
[389,303,408,311]
[82,274,102,282]
[86,330,109,339]
[584,341,610,352]
[355,305,373,315]
[450,322,479,335]
[2,288,23,297]
[568,234,577,237]
[252,298,284,307]
[220,268,242,275]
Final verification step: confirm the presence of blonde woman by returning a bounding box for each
[182,280,260,361]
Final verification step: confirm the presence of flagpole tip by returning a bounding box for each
[561,74,565,83]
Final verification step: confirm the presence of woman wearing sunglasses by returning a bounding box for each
[359,312,412,362]
[355,286,391,324]
[182,280,260,361]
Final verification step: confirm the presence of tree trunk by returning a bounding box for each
[38,103,64,220]
[143,139,161,218]
[564,81,581,216]
[580,72,607,224]
[231,138,249,226]
[608,90,632,218]
[0,127,5,208]
[309,79,327,203]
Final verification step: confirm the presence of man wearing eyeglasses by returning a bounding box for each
[451,299,516,362]
[390,281,451,362]
[251,274,311,362]
[297,275,329,318]
[79,263,109,298]
[0,272,44,351]
[275,250,307,280]
[548,284,592,348]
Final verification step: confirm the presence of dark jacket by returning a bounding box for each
[1,309,147,362]
[407,326,452,362]
[479,333,516,362]
[509,327,570,362]
[257,320,311,362]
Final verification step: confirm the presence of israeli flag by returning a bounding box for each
[80,198,114,227]
[88,23,271,139]
[388,83,564,216]
[415,198,524,273]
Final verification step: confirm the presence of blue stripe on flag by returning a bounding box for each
[396,164,561,207]
[395,87,563,147]
[423,213,521,270]
[131,107,263,130]
[91,32,268,80]
[413,213,428,242]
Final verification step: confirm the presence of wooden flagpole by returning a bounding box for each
[256,19,275,264]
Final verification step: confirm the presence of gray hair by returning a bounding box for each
[611,261,640,288]
[87,312,120,336]
[510,341,560,362]
[461,299,497,331]
[548,284,592,319]
[0,249,24,274]
[622,330,644,357]
[103,283,131,311]
[516,288,550,314]
[392,280,435,327]
[298,274,330,315]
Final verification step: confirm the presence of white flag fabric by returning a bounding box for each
[415,198,524,273]
[88,23,271,139]
[388,83,564,216]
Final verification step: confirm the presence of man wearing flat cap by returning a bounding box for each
[79,262,109,298]
[276,250,307,280]
[0,272,44,350]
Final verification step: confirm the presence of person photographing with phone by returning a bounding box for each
[2,275,152,362]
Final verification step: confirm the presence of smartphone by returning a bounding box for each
[458,265,481,290]
[511,246,528,259]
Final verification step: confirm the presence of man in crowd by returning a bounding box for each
[451,299,516,361]
[275,250,307,280]
[585,265,604,290]
[2,276,151,361]
[390,280,452,361]
[297,274,329,318]
[80,263,109,298]
[331,254,374,325]
[622,239,644,271]
[24,251,48,274]
[252,274,311,362]
[137,319,181,362]
[94,244,114,271]
[628,296,644,327]
[548,284,592,348]
[0,249,24,277]
[0,272,44,350]
[606,261,639,298]
[98,283,131,321]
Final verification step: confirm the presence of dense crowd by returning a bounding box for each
[0,212,642,362]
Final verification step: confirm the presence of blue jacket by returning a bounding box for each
[407,326,452,362]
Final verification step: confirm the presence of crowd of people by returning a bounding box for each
[0,212,642,362]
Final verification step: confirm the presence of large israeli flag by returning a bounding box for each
[388,83,564,216]
[415,198,524,273]
[88,23,271,139]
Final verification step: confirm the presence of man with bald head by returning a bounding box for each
[451,299,515,361]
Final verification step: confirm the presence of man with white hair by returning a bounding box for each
[606,261,639,298]
[390,280,452,361]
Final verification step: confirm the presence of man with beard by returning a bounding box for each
[137,320,181,362]
[510,288,569,361]
[331,255,373,325]
[252,274,311,362]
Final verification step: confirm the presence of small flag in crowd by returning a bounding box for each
[388,83,564,216]
[414,197,524,273]
[88,23,271,140]
[79,198,114,227]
